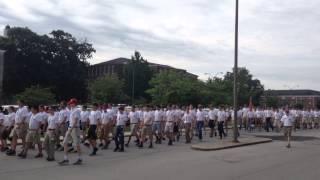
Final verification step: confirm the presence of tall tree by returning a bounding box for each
[223,68,264,106]
[123,51,153,104]
[0,27,95,102]
[89,75,127,104]
[147,70,205,105]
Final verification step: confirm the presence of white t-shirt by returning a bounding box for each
[28,113,42,130]
[47,114,58,129]
[89,110,101,125]
[143,111,153,125]
[116,112,127,126]
[196,110,205,122]
[80,111,90,124]
[281,114,294,127]
[183,113,193,124]
[129,111,139,124]
[217,111,226,122]
[102,111,112,124]
[166,110,175,122]
[154,110,162,122]
[40,111,49,124]
[69,108,81,128]
[58,109,69,124]
[15,106,29,124]
[4,112,15,127]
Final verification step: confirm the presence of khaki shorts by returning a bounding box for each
[141,125,152,136]
[63,128,81,145]
[130,124,139,135]
[165,122,174,133]
[10,125,28,139]
[26,130,41,144]
[284,126,292,137]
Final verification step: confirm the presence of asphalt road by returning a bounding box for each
[1,129,320,180]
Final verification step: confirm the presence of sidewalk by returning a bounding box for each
[191,136,272,151]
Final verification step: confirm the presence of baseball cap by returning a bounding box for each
[68,98,78,105]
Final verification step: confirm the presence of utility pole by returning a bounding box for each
[233,0,239,143]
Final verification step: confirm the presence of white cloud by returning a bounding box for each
[0,0,319,90]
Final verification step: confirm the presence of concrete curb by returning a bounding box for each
[191,137,273,151]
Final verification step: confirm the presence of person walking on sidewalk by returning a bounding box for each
[281,110,294,148]
[114,106,127,152]
[43,106,58,161]
[59,98,82,165]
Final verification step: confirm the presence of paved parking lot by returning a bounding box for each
[1,129,320,180]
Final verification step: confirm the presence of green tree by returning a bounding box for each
[123,51,153,104]
[0,26,95,102]
[89,75,126,104]
[147,70,205,105]
[223,68,264,106]
[15,85,56,106]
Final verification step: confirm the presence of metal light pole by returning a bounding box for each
[132,62,135,105]
[233,0,239,143]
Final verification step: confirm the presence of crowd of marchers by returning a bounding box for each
[0,98,318,165]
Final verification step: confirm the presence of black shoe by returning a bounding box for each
[17,151,24,157]
[35,153,43,158]
[73,159,82,165]
[89,151,96,156]
[98,143,103,147]
[6,149,16,156]
[58,159,69,166]
[148,144,153,149]
[138,143,143,148]
[119,148,124,152]
[113,148,119,152]
[168,140,173,146]
[134,139,139,143]
[102,144,109,149]
[125,143,129,147]
[47,157,55,161]
[19,154,27,159]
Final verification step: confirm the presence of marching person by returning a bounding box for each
[139,106,154,148]
[208,106,217,138]
[59,98,82,165]
[281,110,294,148]
[217,107,227,139]
[80,105,90,146]
[0,107,5,150]
[43,106,58,161]
[183,107,193,143]
[88,103,101,156]
[7,100,28,156]
[264,108,274,132]
[56,101,69,151]
[125,106,140,147]
[101,108,112,149]
[196,105,205,141]
[153,106,162,144]
[114,106,126,152]
[165,106,174,146]
[19,105,43,158]
[0,106,15,152]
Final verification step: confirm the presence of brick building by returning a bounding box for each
[263,90,320,109]
[88,57,198,79]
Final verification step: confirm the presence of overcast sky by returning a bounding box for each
[1,0,319,90]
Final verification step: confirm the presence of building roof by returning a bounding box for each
[91,57,197,77]
[265,90,320,96]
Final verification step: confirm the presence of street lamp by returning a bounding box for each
[233,0,239,143]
